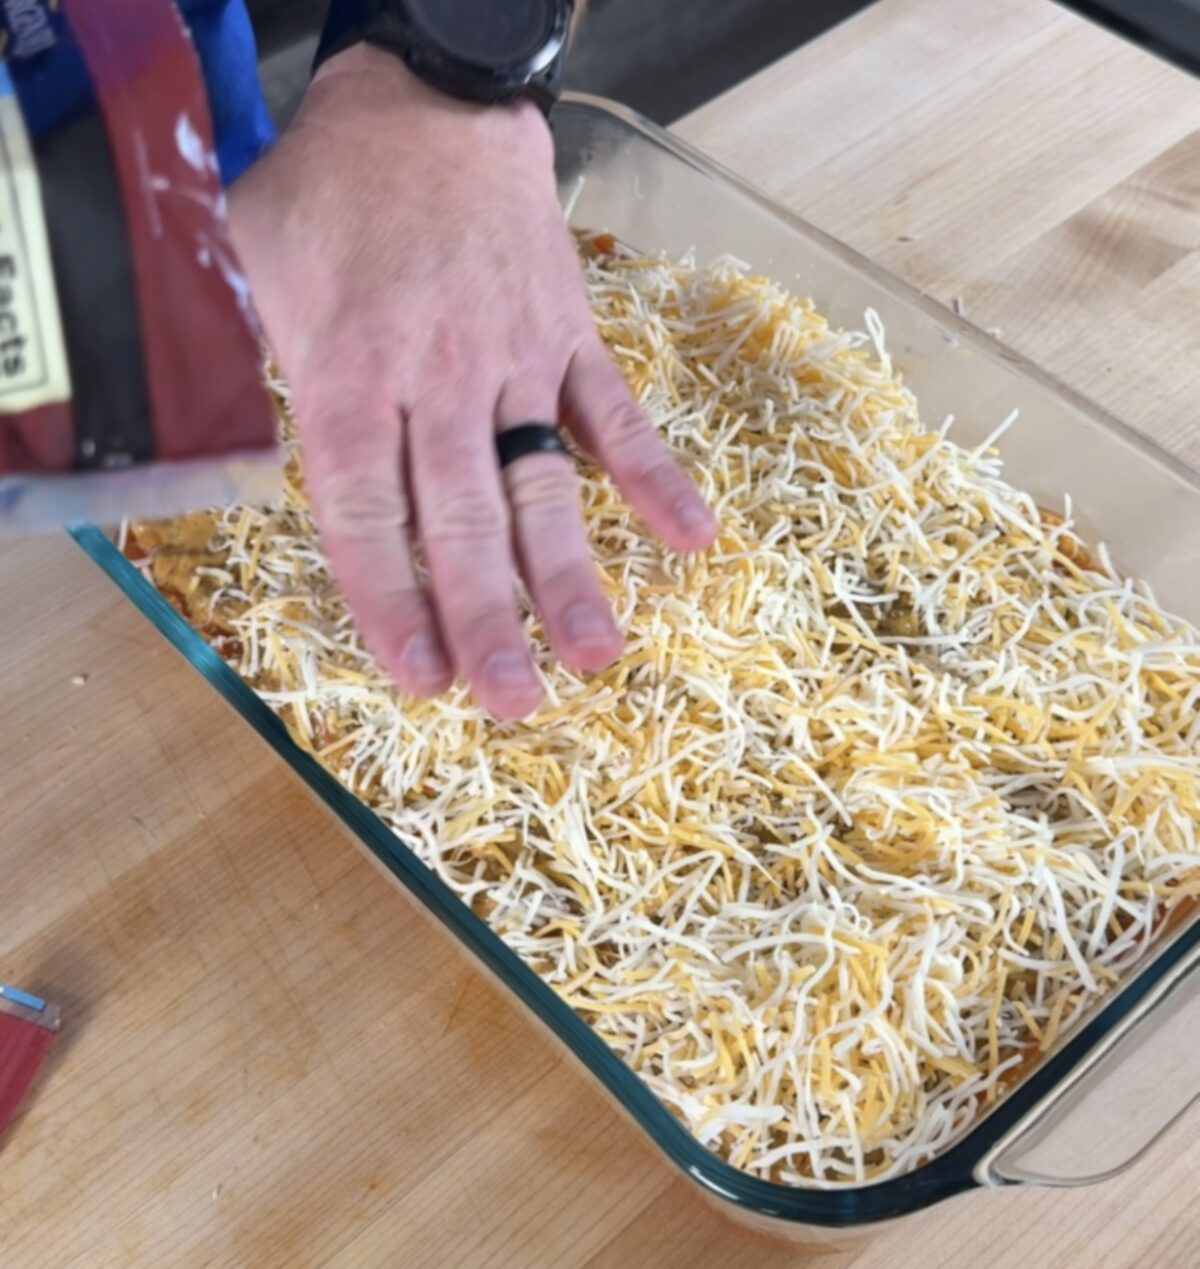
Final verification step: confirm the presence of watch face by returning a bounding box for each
[405,0,559,69]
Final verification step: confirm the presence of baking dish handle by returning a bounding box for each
[980,947,1200,1187]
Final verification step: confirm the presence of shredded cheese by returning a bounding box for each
[129,237,1200,1188]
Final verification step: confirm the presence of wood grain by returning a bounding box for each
[677,0,1200,448]
[2,1,1198,1264]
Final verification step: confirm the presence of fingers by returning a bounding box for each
[562,340,718,552]
[297,338,710,715]
[408,398,542,720]
[495,386,622,674]
[296,386,452,697]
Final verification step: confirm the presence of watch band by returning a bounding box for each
[314,0,373,71]
[313,1,572,115]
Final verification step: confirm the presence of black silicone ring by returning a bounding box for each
[495,423,570,469]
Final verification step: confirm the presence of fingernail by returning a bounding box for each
[482,650,539,693]
[563,603,619,649]
[402,632,450,683]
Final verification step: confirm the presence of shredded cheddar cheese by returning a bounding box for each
[129,239,1200,1187]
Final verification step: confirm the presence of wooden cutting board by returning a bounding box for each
[1,0,1198,1264]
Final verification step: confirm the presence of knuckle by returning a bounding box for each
[312,469,409,542]
[296,396,398,471]
[540,560,597,611]
[374,585,427,619]
[594,401,687,496]
[444,599,518,647]
[505,455,579,513]
[423,324,476,384]
[599,400,659,467]
[357,582,428,628]
[423,491,507,543]
[417,438,469,487]
[604,399,651,444]
[297,345,393,405]
[637,455,684,498]
[305,424,386,474]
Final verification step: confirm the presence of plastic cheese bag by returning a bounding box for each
[0,0,278,532]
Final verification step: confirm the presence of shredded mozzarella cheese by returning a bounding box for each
[129,239,1200,1187]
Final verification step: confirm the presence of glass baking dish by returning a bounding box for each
[72,96,1200,1245]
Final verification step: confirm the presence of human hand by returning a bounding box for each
[228,44,717,718]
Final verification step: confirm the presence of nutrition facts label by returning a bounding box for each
[0,61,70,413]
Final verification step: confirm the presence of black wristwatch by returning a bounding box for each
[315,0,574,115]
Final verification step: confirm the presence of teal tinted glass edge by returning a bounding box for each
[72,523,1200,1228]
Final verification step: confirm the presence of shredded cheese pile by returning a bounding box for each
[129,239,1200,1187]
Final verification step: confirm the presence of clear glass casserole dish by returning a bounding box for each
[72,97,1200,1245]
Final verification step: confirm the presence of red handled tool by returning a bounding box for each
[0,985,59,1142]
